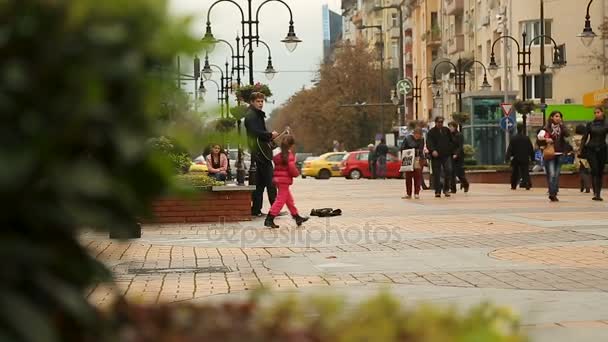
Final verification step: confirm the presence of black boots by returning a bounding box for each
[293,214,309,227]
[592,176,604,201]
[265,214,310,228]
[264,214,279,229]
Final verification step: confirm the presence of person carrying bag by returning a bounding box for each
[400,128,425,199]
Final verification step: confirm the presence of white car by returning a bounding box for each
[227,149,251,174]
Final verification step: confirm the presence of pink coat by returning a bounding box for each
[273,151,299,185]
[206,153,228,173]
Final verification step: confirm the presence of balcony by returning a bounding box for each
[445,0,464,16]
[447,34,464,54]
[423,28,441,46]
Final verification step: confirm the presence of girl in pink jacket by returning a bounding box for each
[265,135,309,228]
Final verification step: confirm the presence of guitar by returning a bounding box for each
[257,126,291,161]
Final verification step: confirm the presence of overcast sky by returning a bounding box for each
[169,0,342,114]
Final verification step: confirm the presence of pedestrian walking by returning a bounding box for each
[582,106,608,201]
[265,135,309,228]
[245,92,278,216]
[400,128,425,199]
[572,124,591,193]
[427,116,455,198]
[537,111,569,202]
[367,144,377,179]
[448,121,470,193]
[375,138,389,179]
[506,124,534,190]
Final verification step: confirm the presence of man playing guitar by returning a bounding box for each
[244,92,278,217]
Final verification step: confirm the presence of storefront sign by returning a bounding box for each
[583,88,608,107]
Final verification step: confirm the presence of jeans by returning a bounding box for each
[376,155,387,178]
[510,160,530,189]
[587,146,607,196]
[544,155,563,196]
[269,183,298,217]
[405,168,422,196]
[209,172,227,182]
[431,156,452,194]
[251,157,277,215]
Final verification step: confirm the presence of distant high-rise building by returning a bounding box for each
[322,4,343,63]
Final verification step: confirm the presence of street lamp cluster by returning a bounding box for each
[431,59,491,113]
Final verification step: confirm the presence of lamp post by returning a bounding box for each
[488,31,565,132]
[204,0,301,86]
[412,75,433,121]
[202,56,233,118]
[373,1,405,126]
[243,39,279,80]
[432,58,491,114]
[579,0,597,47]
[199,79,224,110]
[358,24,385,133]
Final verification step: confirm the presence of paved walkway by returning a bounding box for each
[85,179,608,341]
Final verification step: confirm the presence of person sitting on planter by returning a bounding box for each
[206,144,228,181]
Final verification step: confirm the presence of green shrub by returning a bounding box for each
[175,173,224,188]
[149,136,192,174]
[0,0,197,341]
[104,291,526,341]
[464,158,478,166]
[465,165,511,171]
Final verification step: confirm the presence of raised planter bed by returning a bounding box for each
[148,185,255,224]
[466,169,608,189]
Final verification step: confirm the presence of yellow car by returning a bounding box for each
[301,152,347,179]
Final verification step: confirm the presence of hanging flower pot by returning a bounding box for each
[230,105,249,121]
[234,83,273,103]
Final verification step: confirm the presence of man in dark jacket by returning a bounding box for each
[506,123,535,190]
[367,144,377,179]
[375,138,389,179]
[427,116,455,197]
[244,92,278,216]
[448,121,470,193]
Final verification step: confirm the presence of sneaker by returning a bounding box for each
[549,195,559,202]
[414,194,420,199]
[593,196,604,201]
[435,194,441,198]
[443,192,451,198]
[464,184,470,193]
[404,195,412,199]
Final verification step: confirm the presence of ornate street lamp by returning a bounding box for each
[206,0,301,85]
[579,0,597,47]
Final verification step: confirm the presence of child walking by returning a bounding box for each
[265,135,309,229]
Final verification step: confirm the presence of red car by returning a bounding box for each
[340,150,403,179]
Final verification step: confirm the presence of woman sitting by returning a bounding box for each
[205,144,228,181]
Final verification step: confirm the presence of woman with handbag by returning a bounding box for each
[400,128,425,199]
[583,107,608,201]
[537,111,569,202]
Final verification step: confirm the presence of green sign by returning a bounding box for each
[396,78,413,95]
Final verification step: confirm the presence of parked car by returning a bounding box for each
[300,156,318,179]
[295,153,314,173]
[227,149,251,173]
[301,152,347,179]
[340,150,403,179]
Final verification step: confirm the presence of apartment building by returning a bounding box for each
[427,0,608,163]
[341,0,414,124]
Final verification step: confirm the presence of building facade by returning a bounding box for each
[322,4,343,63]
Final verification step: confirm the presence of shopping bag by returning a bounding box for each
[399,148,415,172]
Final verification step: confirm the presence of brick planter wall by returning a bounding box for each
[148,186,254,224]
[466,170,608,189]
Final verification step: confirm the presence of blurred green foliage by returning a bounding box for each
[105,290,527,341]
[0,0,198,341]
[149,136,191,174]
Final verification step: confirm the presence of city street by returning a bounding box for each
[86,178,608,342]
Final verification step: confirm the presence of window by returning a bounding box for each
[391,12,398,28]
[356,152,369,161]
[524,74,553,99]
[521,20,552,46]
[326,154,345,162]
[391,41,399,66]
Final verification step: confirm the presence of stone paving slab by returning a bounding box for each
[85,179,608,341]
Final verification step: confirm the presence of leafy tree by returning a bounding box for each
[271,41,392,153]
[0,1,197,340]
